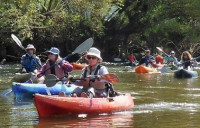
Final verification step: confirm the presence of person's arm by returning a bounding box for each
[61,60,73,73]
[21,55,29,67]
[36,63,47,78]
[174,57,178,64]
[99,66,109,75]
[35,56,42,68]
[138,57,145,65]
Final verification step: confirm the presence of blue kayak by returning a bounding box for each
[12,82,77,100]
[174,69,198,78]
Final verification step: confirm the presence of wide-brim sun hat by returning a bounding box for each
[86,47,102,62]
[26,44,36,53]
[46,47,60,55]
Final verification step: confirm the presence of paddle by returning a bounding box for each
[11,34,42,70]
[45,74,119,87]
[11,34,26,51]
[156,47,169,57]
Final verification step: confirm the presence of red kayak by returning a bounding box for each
[34,93,134,117]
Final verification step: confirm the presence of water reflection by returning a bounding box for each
[35,113,134,128]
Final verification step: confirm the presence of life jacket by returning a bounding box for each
[155,55,164,64]
[83,65,102,78]
[44,61,66,79]
[82,65,106,90]
[22,54,40,72]
[128,55,135,62]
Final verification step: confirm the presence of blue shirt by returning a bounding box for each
[165,56,178,65]
[21,53,42,72]
[139,56,155,66]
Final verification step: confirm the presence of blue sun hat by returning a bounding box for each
[46,47,60,55]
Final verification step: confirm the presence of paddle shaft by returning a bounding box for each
[45,74,119,87]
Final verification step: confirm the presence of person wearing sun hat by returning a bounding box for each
[35,47,73,79]
[21,44,42,73]
[70,47,111,98]
[138,49,155,66]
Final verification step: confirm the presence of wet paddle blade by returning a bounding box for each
[11,34,26,51]
[73,38,93,54]
[100,74,119,84]
[45,74,59,87]
[156,47,163,52]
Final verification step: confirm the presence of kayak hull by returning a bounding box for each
[12,82,77,100]
[72,63,86,70]
[34,93,134,117]
[174,69,198,78]
[135,65,157,73]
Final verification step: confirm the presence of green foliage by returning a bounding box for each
[0,0,119,45]
[105,0,200,57]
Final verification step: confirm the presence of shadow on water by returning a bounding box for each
[34,112,134,128]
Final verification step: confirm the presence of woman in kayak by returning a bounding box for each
[35,47,73,79]
[70,47,111,98]
[179,51,197,69]
[138,50,155,66]
[21,44,42,73]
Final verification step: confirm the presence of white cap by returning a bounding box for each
[86,47,102,62]
[170,51,175,54]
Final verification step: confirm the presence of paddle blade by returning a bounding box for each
[156,47,163,52]
[73,38,94,54]
[45,74,59,87]
[100,74,119,84]
[11,34,26,50]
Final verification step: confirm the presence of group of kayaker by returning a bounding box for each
[20,44,112,98]
[128,48,198,70]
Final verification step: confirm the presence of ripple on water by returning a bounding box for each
[134,102,200,113]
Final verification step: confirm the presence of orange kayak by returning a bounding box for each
[135,65,157,73]
[34,93,134,117]
[72,63,87,70]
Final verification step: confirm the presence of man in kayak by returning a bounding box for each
[35,47,73,79]
[70,47,112,98]
[138,50,155,66]
[21,44,42,73]
[165,51,178,65]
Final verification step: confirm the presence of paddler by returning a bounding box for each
[21,44,42,73]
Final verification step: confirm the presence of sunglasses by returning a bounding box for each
[87,56,97,60]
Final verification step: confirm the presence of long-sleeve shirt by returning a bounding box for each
[36,60,73,79]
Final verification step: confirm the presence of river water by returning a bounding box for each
[0,64,200,127]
